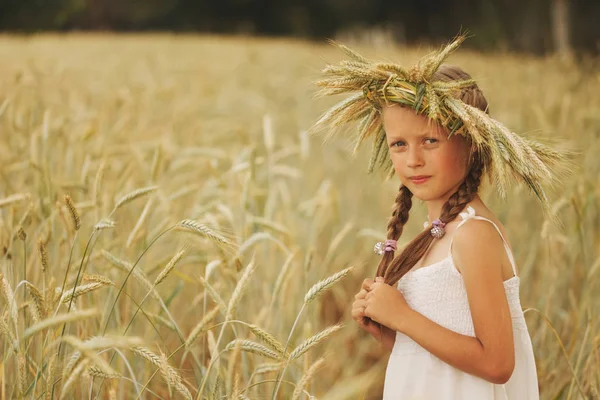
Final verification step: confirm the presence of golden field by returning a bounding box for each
[0,34,598,399]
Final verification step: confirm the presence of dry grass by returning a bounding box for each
[0,33,597,399]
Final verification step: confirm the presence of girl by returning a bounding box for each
[311,35,572,399]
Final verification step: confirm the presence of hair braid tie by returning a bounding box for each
[375,185,412,256]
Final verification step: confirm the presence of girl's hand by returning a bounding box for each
[364,277,411,332]
[351,278,382,341]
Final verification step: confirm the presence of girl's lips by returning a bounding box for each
[410,176,431,184]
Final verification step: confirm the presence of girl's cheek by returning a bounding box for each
[389,152,404,164]
[437,148,462,168]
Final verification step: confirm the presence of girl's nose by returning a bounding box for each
[407,147,424,168]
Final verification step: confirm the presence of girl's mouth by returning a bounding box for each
[409,176,431,184]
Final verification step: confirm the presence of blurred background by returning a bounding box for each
[0,0,599,56]
[0,1,599,400]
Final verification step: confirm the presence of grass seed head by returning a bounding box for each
[63,194,81,231]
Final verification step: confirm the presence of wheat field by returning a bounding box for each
[0,34,597,399]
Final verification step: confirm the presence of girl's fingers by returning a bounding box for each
[352,299,366,311]
[352,309,365,323]
[354,289,368,300]
[362,278,374,291]
[351,300,367,320]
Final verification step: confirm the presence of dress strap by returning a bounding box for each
[447,205,517,277]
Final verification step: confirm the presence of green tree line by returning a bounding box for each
[0,0,597,55]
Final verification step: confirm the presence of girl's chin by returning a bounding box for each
[405,180,433,191]
[412,192,432,201]
[408,186,442,201]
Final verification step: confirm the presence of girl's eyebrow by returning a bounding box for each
[387,132,437,140]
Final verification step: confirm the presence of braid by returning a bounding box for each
[375,185,412,278]
[439,155,483,223]
[389,185,413,238]
[378,156,485,286]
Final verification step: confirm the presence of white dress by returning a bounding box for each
[382,205,539,399]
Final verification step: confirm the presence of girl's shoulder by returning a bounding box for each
[450,202,517,279]
[460,203,512,251]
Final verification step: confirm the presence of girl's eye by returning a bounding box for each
[391,139,437,147]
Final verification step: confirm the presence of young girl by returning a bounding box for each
[311,35,571,399]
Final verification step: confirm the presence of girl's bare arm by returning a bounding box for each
[389,220,516,384]
[398,308,511,384]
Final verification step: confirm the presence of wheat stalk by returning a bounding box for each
[131,346,192,400]
[82,274,114,286]
[93,160,106,212]
[101,250,160,301]
[100,249,132,270]
[22,308,99,340]
[206,330,217,361]
[291,357,326,400]
[17,226,26,241]
[60,358,89,399]
[154,248,186,286]
[237,232,288,257]
[63,194,81,231]
[38,239,49,273]
[253,362,284,375]
[247,216,291,237]
[26,282,46,322]
[146,312,177,331]
[54,336,129,384]
[63,351,82,382]
[231,371,241,399]
[177,219,232,245]
[211,374,222,400]
[227,341,243,395]
[0,193,31,208]
[271,263,348,399]
[45,352,57,400]
[304,266,353,304]
[247,324,287,356]
[56,201,73,234]
[59,281,110,304]
[150,145,163,183]
[270,251,297,311]
[289,324,343,361]
[86,365,122,379]
[197,257,258,396]
[77,335,144,350]
[0,273,18,330]
[126,197,155,247]
[56,333,144,398]
[185,305,221,349]
[198,276,227,314]
[94,218,116,231]
[17,353,26,397]
[224,340,282,360]
[226,258,256,320]
[110,186,158,215]
[0,316,18,354]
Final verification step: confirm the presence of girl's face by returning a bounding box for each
[381,104,471,201]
